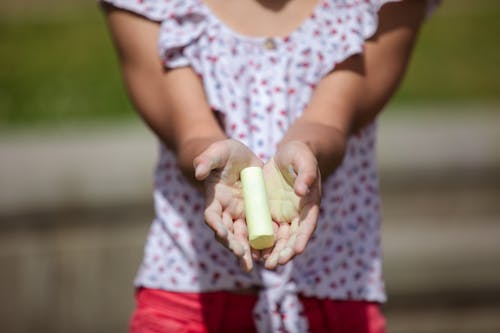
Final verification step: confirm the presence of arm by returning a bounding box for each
[280,0,428,181]
[102,5,260,270]
[102,4,226,178]
[263,0,428,268]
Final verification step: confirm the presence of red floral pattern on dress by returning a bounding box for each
[102,0,440,331]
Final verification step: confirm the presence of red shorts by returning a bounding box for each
[130,288,387,333]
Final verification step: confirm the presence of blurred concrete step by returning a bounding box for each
[1,106,499,215]
[0,207,499,333]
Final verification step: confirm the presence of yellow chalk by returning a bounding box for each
[240,167,275,250]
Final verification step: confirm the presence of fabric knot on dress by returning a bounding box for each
[100,0,441,332]
[254,263,309,333]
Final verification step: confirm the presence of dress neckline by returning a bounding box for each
[199,0,326,43]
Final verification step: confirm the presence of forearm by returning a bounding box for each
[103,5,226,180]
[279,58,358,177]
[278,118,347,178]
[124,66,227,175]
[280,0,426,178]
[350,0,427,130]
[126,65,227,179]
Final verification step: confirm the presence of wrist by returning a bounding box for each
[177,135,227,181]
[279,119,348,176]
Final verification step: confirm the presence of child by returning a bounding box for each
[101,1,440,332]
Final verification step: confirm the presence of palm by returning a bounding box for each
[204,171,245,223]
[194,139,262,271]
[262,154,321,269]
[262,159,300,224]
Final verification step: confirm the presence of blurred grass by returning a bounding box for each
[0,1,499,126]
[0,6,135,127]
[395,0,500,105]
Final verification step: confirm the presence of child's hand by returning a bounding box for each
[193,139,262,272]
[262,141,321,269]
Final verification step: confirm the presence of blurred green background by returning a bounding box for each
[1,0,499,127]
[1,1,500,333]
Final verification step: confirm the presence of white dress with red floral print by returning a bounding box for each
[102,1,440,332]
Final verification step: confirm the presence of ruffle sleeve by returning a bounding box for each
[157,1,208,68]
[312,0,440,78]
[101,0,207,68]
[100,0,174,21]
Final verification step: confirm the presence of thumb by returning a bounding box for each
[276,142,319,196]
[292,156,318,197]
[193,142,229,180]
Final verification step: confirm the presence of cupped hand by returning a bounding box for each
[193,139,262,271]
[262,141,322,269]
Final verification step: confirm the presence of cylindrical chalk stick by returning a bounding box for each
[241,167,275,250]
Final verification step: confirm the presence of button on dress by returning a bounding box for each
[101,1,441,331]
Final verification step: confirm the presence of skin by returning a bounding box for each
[102,0,427,273]
[203,0,320,37]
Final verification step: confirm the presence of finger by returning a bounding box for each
[240,247,253,272]
[193,142,229,180]
[214,233,229,249]
[213,218,245,258]
[226,233,245,257]
[276,217,301,265]
[222,211,235,234]
[223,212,246,258]
[291,156,319,197]
[251,248,261,262]
[260,246,272,261]
[204,201,228,239]
[233,218,249,242]
[294,204,319,254]
[275,145,319,197]
[260,221,279,261]
[278,232,297,265]
[224,214,246,257]
[275,194,320,264]
[226,197,245,219]
[234,219,253,271]
[264,222,290,269]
